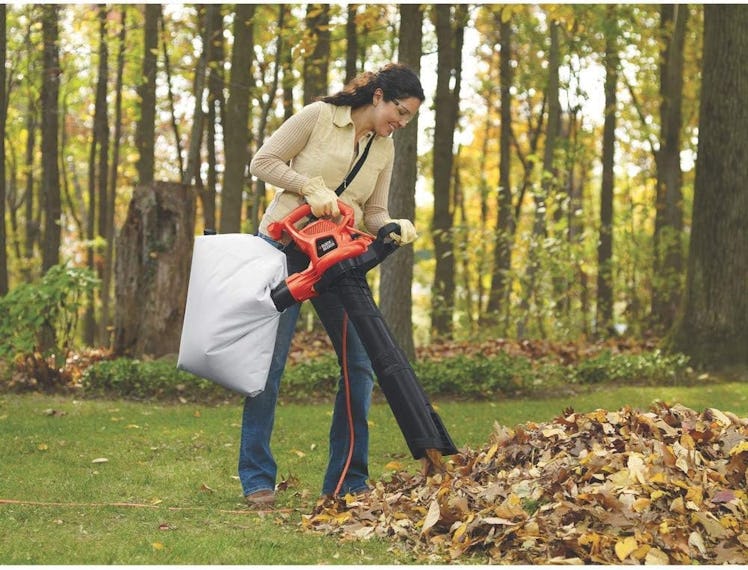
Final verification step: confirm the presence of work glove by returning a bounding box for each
[301,176,340,218]
[387,219,417,245]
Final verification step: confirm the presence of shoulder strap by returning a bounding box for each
[334,135,376,196]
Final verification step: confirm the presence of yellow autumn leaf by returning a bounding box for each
[615,536,638,561]
[334,511,352,524]
[679,432,695,450]
[452,521,469,544]
[728,440,748,456]
[632,498,651,512]
[482,443,498,464]
[151,542,164,551]
[384,460,403,470]
[649,471,667,484]
[685,486,703,505]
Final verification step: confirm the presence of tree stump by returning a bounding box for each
[113,181,196,358]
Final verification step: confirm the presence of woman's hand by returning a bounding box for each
[301,176,340,218]
[386,219,417,245]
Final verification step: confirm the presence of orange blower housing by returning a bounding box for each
[267,201,375,309]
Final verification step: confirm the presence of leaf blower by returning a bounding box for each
[267,201,458,465]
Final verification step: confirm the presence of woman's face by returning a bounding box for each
[372,90,422,137]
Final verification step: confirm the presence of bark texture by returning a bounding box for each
[113,182,196,357]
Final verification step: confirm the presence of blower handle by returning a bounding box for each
[266,200,356,244]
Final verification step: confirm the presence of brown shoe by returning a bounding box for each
[245,489,275,508]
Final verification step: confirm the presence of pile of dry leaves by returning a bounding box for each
[302,402,748,564]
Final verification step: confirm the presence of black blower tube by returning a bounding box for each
[328,268,458,460]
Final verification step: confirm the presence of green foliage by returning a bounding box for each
[415,354,539,398]
[78,348,692,404]
[573,350,690,385]
[0,265,99,366]
[283,355,339,398]
[80,358,231,402]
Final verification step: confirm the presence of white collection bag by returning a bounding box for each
[177,234,288,396]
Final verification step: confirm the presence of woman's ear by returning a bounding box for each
[373,87,384,106]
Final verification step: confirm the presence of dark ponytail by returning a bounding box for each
[321,63,424,109]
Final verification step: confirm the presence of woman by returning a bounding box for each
[239,63,424,507]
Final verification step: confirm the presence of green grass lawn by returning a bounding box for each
[1,382,747,564]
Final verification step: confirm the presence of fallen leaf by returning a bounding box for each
[645,547,669,565]
[91,457,109,464]
[421,499,440,535]
[728,440,748,456]
[688,531,707,556]
[615,536,638,561]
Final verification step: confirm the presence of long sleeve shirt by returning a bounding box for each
[250,101,394,239]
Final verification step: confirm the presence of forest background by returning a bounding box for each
[0,3,745,388]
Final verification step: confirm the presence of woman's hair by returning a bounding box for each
[321,63,425,108]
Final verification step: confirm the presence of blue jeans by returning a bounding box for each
[238,236,375,497]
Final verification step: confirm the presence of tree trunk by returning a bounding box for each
[595,6,618,337]
[40,4,61,273]
[84,5,110,345]
[345,4,359,84]
[136,4,160,186]
[23,15,39,281]
[282,26,295,121]
[651,4,687,333]
[484,12,514,330]
[380,3,422,361]
[205,4,225,232]
[302,4,330,105]
[430,4,465,340]
[101,7,128,346]
[518,18,561,338]
[222,3,255,234]
[670,5,748,368]
[113,182,196,358]
[250,5,285,234]
[0,4,7,295]
[161,13,185,181]
[184,5,215,221]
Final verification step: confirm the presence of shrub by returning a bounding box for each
[81,357,234,402]
[0,265,99,389]
[78,347,692,404]
[573,350,690,386]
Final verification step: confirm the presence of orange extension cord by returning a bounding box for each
[332,312,356,497]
